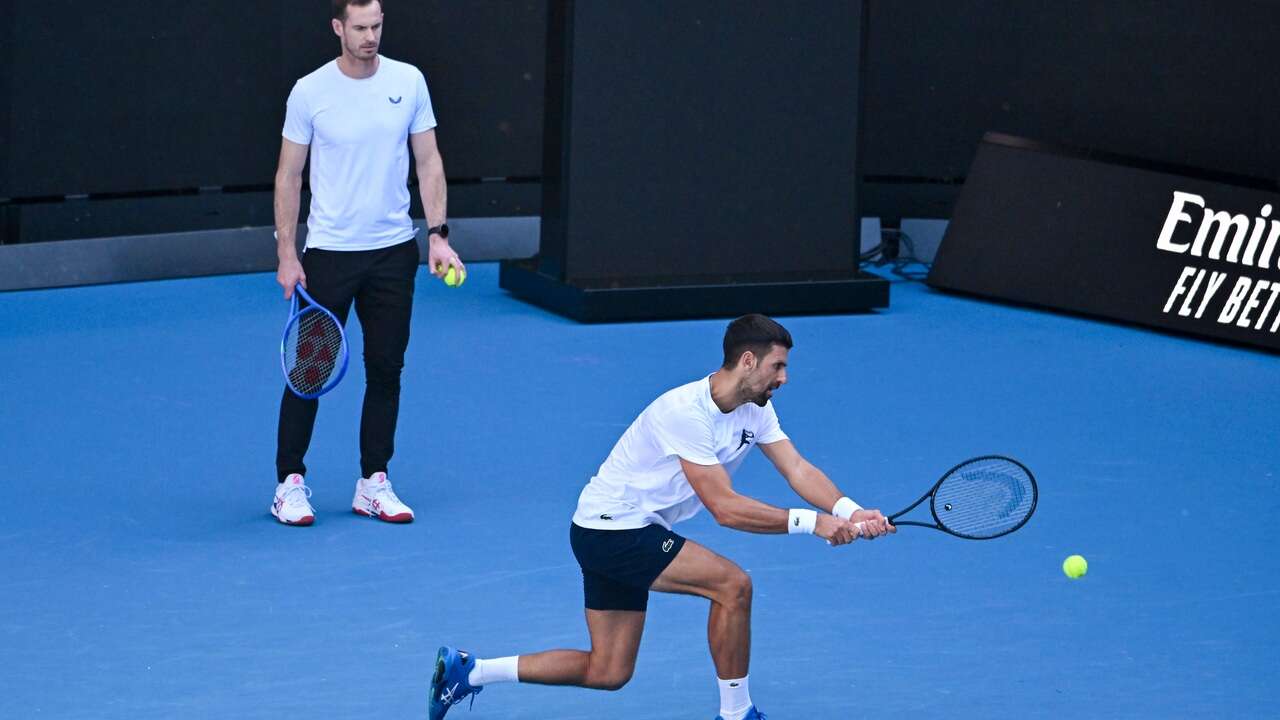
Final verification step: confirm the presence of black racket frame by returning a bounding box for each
[886,455,1038,540]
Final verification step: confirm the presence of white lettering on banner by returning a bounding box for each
[1258,211,1280,270]
[1162,267,1227,318]
[1259,283,1280,331]
[1218,277,1252,324]
[1193,210,1250,261]
[1237,279,1273,328]
[1163,266,1197,314]
[1156,193,1280,268]
[1239,204,1273,266]
[1157,192,1280,335]
[1199,271,1228,319]
[1156,191,1202,253]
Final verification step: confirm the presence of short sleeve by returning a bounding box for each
[653,408,719,466]
[756,401,788,445]
[411,70,437,134]
[282,82,313,145]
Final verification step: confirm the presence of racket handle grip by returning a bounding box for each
[827,522,865,547]
[827,519,877,546]
[853,518,894,535]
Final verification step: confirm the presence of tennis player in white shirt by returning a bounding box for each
[429,314,894,720]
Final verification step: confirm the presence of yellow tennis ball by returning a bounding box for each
[1062,554,1088,579]
[436,263,466,288]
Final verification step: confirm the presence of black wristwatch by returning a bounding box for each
[427,223,450,239]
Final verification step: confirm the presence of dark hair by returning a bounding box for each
[332,0,380,21]
[722,314,792,368]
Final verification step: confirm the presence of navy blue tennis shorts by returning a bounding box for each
[569,522,687,612]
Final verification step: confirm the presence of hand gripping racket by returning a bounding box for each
[859,455,1037,540]
[280,285,349,399]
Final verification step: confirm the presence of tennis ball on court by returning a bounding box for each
[436,263,466,288]
[1062,554,1088,579]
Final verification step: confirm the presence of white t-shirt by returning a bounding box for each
[572,376,789,531]
[282,56,437,251]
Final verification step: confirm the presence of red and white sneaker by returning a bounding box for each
[353,472,414,523]
[272,474,315,526]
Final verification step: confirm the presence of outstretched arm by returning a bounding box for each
[759,439,894,537]
[680,458,859,544]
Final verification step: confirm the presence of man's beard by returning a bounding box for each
[744,382,771,407]
[349,40,378,57]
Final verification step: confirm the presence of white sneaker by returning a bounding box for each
[353,472,414,523]
[272,474,315,526]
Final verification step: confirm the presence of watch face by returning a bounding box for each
[431,223,449,239]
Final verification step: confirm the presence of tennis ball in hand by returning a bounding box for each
[436,263,466,288]
[1062,554,1088,579]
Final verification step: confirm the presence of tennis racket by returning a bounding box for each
[858,455,1037,540]
[280,285,349,399]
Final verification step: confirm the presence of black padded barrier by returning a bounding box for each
[501,0,889,321]
[929,134,1280,353]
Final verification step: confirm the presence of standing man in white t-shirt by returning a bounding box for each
[428,315,895,720]
[270,0,463,526]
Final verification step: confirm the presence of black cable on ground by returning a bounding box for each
[859,228,931,282]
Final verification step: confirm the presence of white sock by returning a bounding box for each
[468,656,520,687]
[717,675,752,720]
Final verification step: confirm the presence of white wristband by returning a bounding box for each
[787,509,818,535]
[832,496,862,520]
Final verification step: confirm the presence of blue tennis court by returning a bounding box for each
[1,264,1275,718]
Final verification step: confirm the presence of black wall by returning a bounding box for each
[3,1,544,197]
[5,2,1279,241]
[0,0,12,201]
[862,0,1280,218]
[541,0,862,284]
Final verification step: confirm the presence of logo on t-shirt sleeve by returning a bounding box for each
[736,429,755,450]
[388,96,403,104]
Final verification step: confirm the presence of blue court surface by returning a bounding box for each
[1,263,1275,719]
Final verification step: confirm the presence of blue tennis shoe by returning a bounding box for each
[716,707,766,720]
[429,646,483,720]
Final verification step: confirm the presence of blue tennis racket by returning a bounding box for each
[280,285,349,399]
[858,455,1037,540]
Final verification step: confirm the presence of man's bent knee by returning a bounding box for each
[585,664,634,691]
[722,569,752,611]
[593,677,630,692]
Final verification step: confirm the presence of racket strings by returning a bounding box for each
[932,458,1035,538]
[284,310,345,396]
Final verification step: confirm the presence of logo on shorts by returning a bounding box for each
[389,96,403,104]
[662,539,674,553]
[737,429,755,450]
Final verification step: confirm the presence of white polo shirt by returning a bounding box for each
[572,376,788,531]
[282,56,437,251]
